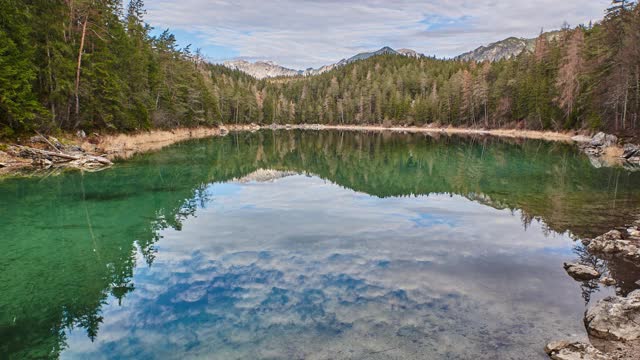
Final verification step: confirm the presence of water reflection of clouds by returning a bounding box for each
[64,175,585,359]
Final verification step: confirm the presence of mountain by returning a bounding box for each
[305,46,424,76]
[223,60,302,79]
[397,48,422,58]
[224,47,424,79]
[456,31,563,62]
[456,37,535,62]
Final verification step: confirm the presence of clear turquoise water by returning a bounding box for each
[2,130,640,359]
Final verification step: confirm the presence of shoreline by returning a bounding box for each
[276,124,578,142]
[0,124,627,176]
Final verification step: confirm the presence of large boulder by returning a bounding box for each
[622,144,640,159]
[590,132,618,147]
[585,290,640,341]
[544,341,607,360]
[623,143,640,167]
[563,262,600,281]
[586,230,640,260]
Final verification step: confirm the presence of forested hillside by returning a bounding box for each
[1,0,639,136]
[0,0,219,136]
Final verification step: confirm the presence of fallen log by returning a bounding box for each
[14,145,81,161]
[10,145,112,168]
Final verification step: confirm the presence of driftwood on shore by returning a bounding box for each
[8,145,112,170]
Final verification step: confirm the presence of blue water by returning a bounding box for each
[4,131,640,359]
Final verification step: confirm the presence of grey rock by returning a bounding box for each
[623,143,640,159]
[32,158,53,168]
[590,132,618,148]
[544,341,607,360]
[65,145,84,153]
[29,135,47,144]
[587,229,640,259]
[585,290,640,341]
[48,136,63,150]
[563,262,600,281]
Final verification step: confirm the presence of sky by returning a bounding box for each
[144,0,612,70]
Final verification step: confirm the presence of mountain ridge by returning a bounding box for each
[224,31,564,79]
[224,46,425,79]
[456,31,563,62]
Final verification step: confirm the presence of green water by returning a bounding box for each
[1,130,640,359]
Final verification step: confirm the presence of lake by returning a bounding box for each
[2,130,640,359]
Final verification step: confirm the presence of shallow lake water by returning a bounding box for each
[2,130,640,359]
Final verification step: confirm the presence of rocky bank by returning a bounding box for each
[549,222,640,359]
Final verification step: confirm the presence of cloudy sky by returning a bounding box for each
[145,0,611,69]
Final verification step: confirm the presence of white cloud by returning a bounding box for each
[145,0,610,69]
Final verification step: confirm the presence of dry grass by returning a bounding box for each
[87,124,581,162]
[278,124,577,142]
[89,127,226,160]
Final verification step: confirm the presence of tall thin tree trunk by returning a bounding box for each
[46,39,58,126]
[484,102,488,127]
[75,16,88,119]
[623,83,629,130]
[235,98,239,124]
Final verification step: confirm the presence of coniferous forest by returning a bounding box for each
[1,0,639,137]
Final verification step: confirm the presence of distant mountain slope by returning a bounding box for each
[456,37,534,62]
[224,47,424,79]
[456,31,562,62]
[223,60,302,79]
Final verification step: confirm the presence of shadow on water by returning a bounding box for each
[1,130,640,359]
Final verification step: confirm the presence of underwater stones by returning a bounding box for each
[599,277,617,286]
[544,341,608,360]
[585,290,640,342]
[564,262,600,281]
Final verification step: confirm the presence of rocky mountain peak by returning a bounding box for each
[224,46,425,79]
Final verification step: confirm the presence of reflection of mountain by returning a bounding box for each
[1,130,639,358]
[235,169,298,183]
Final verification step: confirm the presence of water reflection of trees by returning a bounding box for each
[2,130,640,358]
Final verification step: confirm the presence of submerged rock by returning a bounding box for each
[599,277,617,286]
[544,341,607,360]
[585,290,640,342]
[563,262,600,281]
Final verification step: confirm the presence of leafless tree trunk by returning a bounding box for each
[75,16,88,118]
[623,82,629,130]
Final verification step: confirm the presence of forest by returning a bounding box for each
[1,0,639,137]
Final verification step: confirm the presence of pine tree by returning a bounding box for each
[0,0,42,132]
